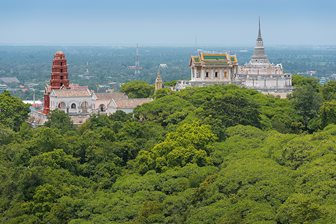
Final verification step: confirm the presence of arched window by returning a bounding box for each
[71,103,76,109]
[99,104,106,112]
[58,102,66,109]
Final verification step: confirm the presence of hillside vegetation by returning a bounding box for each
[1,77,336,223]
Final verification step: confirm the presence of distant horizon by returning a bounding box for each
[0,44,335,48]
[0,0,335,46]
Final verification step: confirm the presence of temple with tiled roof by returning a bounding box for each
[189,52,239,85]
[179,18,292,98]
[31,51,152,125]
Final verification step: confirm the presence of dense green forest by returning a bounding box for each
[1,76,336,223]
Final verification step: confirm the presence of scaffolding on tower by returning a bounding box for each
[128,44,143,75]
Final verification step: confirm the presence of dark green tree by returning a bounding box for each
[320,100,336,128]
[292,75,320,91]
[44,109,74,132]
[121,80,154,98]
[198,92,261,139]
[134,95,195,126]
[290,84,322,130]
[153,88,173,99]
[0,91,30,131]
[322,80,336,101]
[277,194,322,224]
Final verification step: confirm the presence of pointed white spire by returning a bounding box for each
[257,17,262,41]
[250,17,269,64]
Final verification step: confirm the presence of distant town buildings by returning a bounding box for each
[0,77,21,93]
[0,84,7,91]
[0,77,20,84]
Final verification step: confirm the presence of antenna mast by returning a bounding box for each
[135,44,140,75]
[128,44,143,75]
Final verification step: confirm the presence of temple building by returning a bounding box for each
[48,88,96,115]
[31,51,151,125]
[180,19,292,97]
[189,52,239,85]
[237,18,292,97]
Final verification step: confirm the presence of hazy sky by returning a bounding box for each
[0,0,335,46]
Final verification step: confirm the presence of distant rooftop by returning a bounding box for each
[115,98,152,109]
[190,52,238,65]
[0,77,20,84]
[95,92,128,101]
[51,88,92,97]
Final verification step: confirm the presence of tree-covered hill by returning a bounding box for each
[1,78,336,223]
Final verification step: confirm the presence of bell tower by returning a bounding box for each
[43,51,70,114]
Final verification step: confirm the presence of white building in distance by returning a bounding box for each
[237,19,292,97]
[179,19,292,98]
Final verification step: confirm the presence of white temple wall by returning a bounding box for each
[50,96,94,114]
[244,77,292,89]
[191,64,235,82]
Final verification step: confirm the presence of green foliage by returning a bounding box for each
[277,194,322,224]
[320,100,336,128]
[321,80,336,101]
[45,109,74,132]
[164,80,177,87]
[134,121,216,173]
[0,124,16,145]
[198,92,261,139]
[120,80,154,98]
[292,74,320,90]
[0,91,30,131]
[109,110,131,122]
[2,84,336,223]
[134,94,195,127]
[153,88,173,99]
[290,83,322,130]
[278,138,314,170]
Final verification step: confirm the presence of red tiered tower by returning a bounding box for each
[43,51,70,114]
[50,51,70,89]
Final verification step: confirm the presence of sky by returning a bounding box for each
[0,0,335,46]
